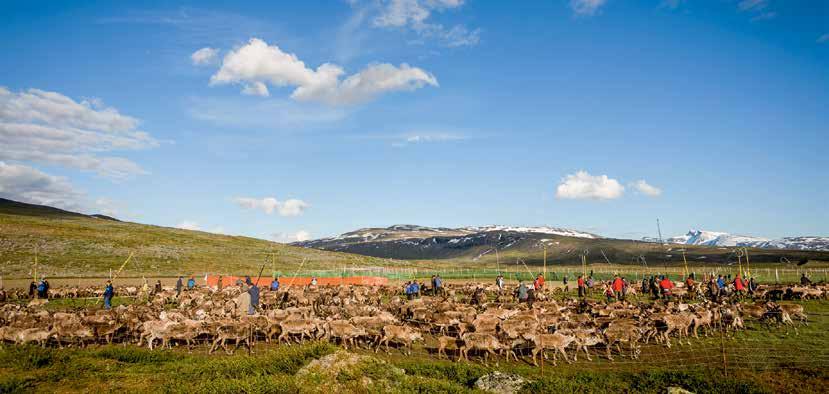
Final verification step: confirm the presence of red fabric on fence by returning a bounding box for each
[205,275,388,288]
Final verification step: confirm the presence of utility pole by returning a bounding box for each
[656,218,664,245]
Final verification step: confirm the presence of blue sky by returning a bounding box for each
[1,0,827,242]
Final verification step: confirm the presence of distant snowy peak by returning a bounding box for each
[465,225,599,239]
[661,230,829,251]
[666,230,768,247]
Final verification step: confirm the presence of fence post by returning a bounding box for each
[720,325,728,377]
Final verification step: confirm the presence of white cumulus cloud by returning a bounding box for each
[235,196,310,217]
[271,230,312,243]
[555,171,624,200]
[0,87,158,179]
[191,47,219,65]
[176,220,201,231]
[630,180,662,197]
[208,38,437,105]
[0,161,84,210]
[570,0,607,16]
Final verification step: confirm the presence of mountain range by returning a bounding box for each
[659,230,829,251]
[295,224,829,264]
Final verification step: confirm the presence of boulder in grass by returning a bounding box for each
[474,371,527,394]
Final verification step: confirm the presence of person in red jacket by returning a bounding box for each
[659,276,674,299]
[534,274,545,291]
[612,275,624,300]
[577,275,586,298]
[734,274,745,298]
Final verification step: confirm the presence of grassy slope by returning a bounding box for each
[0,199,386,278]
[1,300,826,393]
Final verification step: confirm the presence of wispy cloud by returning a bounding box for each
[235,197,310,217]
[369,0,481,47]
[738,0,776,21]
[570,0,607,16]
[660,0,685,10]
[187,96,347,131]
[818,34,829,44]
[191,47,219,65]
[630,180,662,197]
[271,230,311,243]
[391,133,466,147]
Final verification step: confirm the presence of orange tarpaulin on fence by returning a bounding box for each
[205,275,388,288]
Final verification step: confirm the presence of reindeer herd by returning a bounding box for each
[0,281,824,366]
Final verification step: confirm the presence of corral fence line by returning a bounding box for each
[240,266,829,285]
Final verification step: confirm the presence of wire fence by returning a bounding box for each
[254,266,829,284]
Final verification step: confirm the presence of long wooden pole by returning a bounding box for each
[543,245,547,278]
[33,247,38,283]
[743,248,751,277]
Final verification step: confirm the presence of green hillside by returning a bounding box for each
[0,198,385,278]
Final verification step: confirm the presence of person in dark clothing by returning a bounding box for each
[154,280,162,294]
[248,283,260,315]
[175,276,183,296]
[801,274,812,285]
[28,281,37,299]
[103,280,115,310]
[563,275,569,293]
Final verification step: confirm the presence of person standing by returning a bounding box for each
[175,276,183,297]
[434,275,443,296]
[535,274,545,290]
[611,275,624,300]
[217,275,224,291]
[516,281,528,302]
[28,281,37,299]
[577,275,586,298]
[248,282,260,315]
[187,276,196,290]
[659,276,674,299]
[496,275,505,292]
[237,281,251,317]
[37,279,48,299]
[154,280,162,294]
[562,274,569,294]
[103,280,115,310]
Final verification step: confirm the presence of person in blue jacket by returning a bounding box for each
[270,277,280,291]
[187,276,196,290]
[103,280,115,310]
